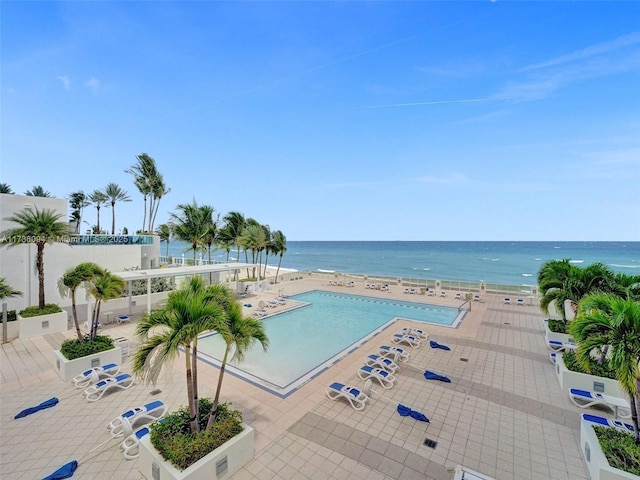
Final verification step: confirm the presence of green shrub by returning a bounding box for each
[562,351,617,380]
[150,399,243,471]
[19,304,63,317]
[60,335,115,360]
[594,425,640,475]
[547,319,567,333]
[0,310,17,323]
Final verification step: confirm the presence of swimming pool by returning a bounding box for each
[197,290,463,397]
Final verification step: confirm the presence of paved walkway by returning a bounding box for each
[0,279,589,479]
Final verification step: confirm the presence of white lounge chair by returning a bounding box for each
[364,354,399,373]
[449,465,496,480]
[427,290,436,296]
[581,413,635,434]
[117,315,130,324]
[503,298,511,304]
[440,290,447,297]
[517,298,525,306]
[454,292,462,300]
[473,294,481,302]
[326,382,368,411]
[83,373,134,402]
[569,389,631,419]
[378,345,410,362]
[547,340,577,352]
[119,421,166,460]
[391,333,421,348]
[71,363,120,388]
[401,327,428,340]
[108,400,168,438]
[357,365,396,389]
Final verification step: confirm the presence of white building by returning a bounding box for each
[0,193,160,312]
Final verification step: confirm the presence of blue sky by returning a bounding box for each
[2,1,639,241]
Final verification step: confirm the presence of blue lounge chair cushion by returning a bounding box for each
[361,365,388,377]
[570,389,593,399]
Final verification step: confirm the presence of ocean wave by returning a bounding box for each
[491,258,499,261]
[522,273,533,277]
[423,268,430,271]
[317,269,335,273]
[609,263,640,269]
[535,258,541,261]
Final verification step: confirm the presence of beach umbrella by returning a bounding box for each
[14,397,59,419]
[424,370,451,382]
[42,460,78,480]
[363,380,429,422]
[429,340,451,351]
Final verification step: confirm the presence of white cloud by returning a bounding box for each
[85,77,100,92]
[57,75,70,90]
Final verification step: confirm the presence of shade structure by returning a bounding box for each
[429,340,451,350]
[14,397,59,419]
[424,370,451,383]
[42,460,78,480]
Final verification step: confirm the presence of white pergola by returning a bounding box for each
[113,263,258,314]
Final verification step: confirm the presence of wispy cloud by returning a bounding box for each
[520,32,640,72]
[415,173,468,185]
[364,97,510,109]
[84,77,100,92]
[57,75,70,90]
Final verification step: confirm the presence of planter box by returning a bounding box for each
[580,416,637,480]
[54,346,122,382]
[18,310,68,339]
[543,320,574,345]
[555,354,626,399]
[138,423,254,480]
[1,321,19,340]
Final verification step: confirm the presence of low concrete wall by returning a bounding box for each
[555,354,625,398]
[18,311,68,339]
[54,346,123,382]
[580,416,637,480]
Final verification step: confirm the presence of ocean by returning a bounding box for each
[163,241,640,286]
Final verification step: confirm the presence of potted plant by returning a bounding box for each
[133,277,268,480]
[54,263,126,381]
[0,277,23,340]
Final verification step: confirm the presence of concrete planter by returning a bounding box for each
[580,416,637,480]
[54,346,122,382]
[138,423,254,480]
[555,354,626,398]
[2,321,20,340]
[543,319,573,344]
[18,310,68,339]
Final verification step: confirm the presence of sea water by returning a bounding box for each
[164,241,640,285]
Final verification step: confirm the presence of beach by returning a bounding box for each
[1,274,590,480]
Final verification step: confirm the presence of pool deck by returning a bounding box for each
[0,278,589,479]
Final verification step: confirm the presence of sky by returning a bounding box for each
[2,1,639,241]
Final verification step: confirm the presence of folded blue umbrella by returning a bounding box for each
[429,340,451,351]
[42,460,78,480]
[397,403,429,422]
[424,370,451,383]
[14,397,59,419]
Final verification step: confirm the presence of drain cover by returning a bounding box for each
[460,358,468,362]
[150,389,162,395]
[424,438,438,449]
[504,322,511,325]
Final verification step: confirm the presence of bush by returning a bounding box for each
[60,335,115,360]
[594,425,640,475]
[547,319,567,333]
[150,399,244,471]
[0,310,17,323]
[562,351,617,380]
[19,304,63,317]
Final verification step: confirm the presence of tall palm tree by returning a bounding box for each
[60,262,103,341]
[89,190,108,234]
[89,270,126,339]
[206,284,268,428]
[103,183,132,235]
[126,153,170,232]
[221,211,246,263]
[132,277,227,433]
[68,191,90,234]
[261,224,271,277]
[199,205,218,266]
[271,230,287,282]
[24,185,52,197]
[239,222,267,279]
[149,173,170,232]
[155,223,173,257]
[1,207,71,309]
[569,293,640,443]
[216,224,235,262]
[0,277,22,301]
[170,200,209,263]
[0,183,14,194]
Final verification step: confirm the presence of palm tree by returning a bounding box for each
[0,183,14,194]
[206,284,268,428]
[132,277,227,433]
[126,153,170,232]
[89,190,108,234]
[155,223,173,257]
[221,211,246,263]
[569,293,640,443]
[149,174,170,232]
[239,221,266,279]
[24,185,52,197]
[88,270,126,339]
[271,230,287,282]
[200,207,219,266]
[170,200,210,263]
[103,183,132,235]
[260,224,271,278]
[0,277,22,301]
[68,191,90,234]
[1,207,71,309]
[60,262,103,341]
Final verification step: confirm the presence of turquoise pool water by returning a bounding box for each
[197,290,462,397]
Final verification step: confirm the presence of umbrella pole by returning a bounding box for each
[77,436,120,463]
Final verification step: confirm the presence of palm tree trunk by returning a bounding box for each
[263,251,269,277]
[275,254,283,283]
[206,344,230,430]
[633,380,640,444]
[192,338,199,421]
[71,291,83,341]
[185,345,198,433]
[36,243,45,309]
[91,301,101,340]
[96,206,101,233]
[111,202,116,234]
[151,198,161,232]
[142,195,147,233]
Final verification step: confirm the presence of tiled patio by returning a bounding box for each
[0,278,590,479]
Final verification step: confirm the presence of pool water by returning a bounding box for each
[197,290,462,397]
